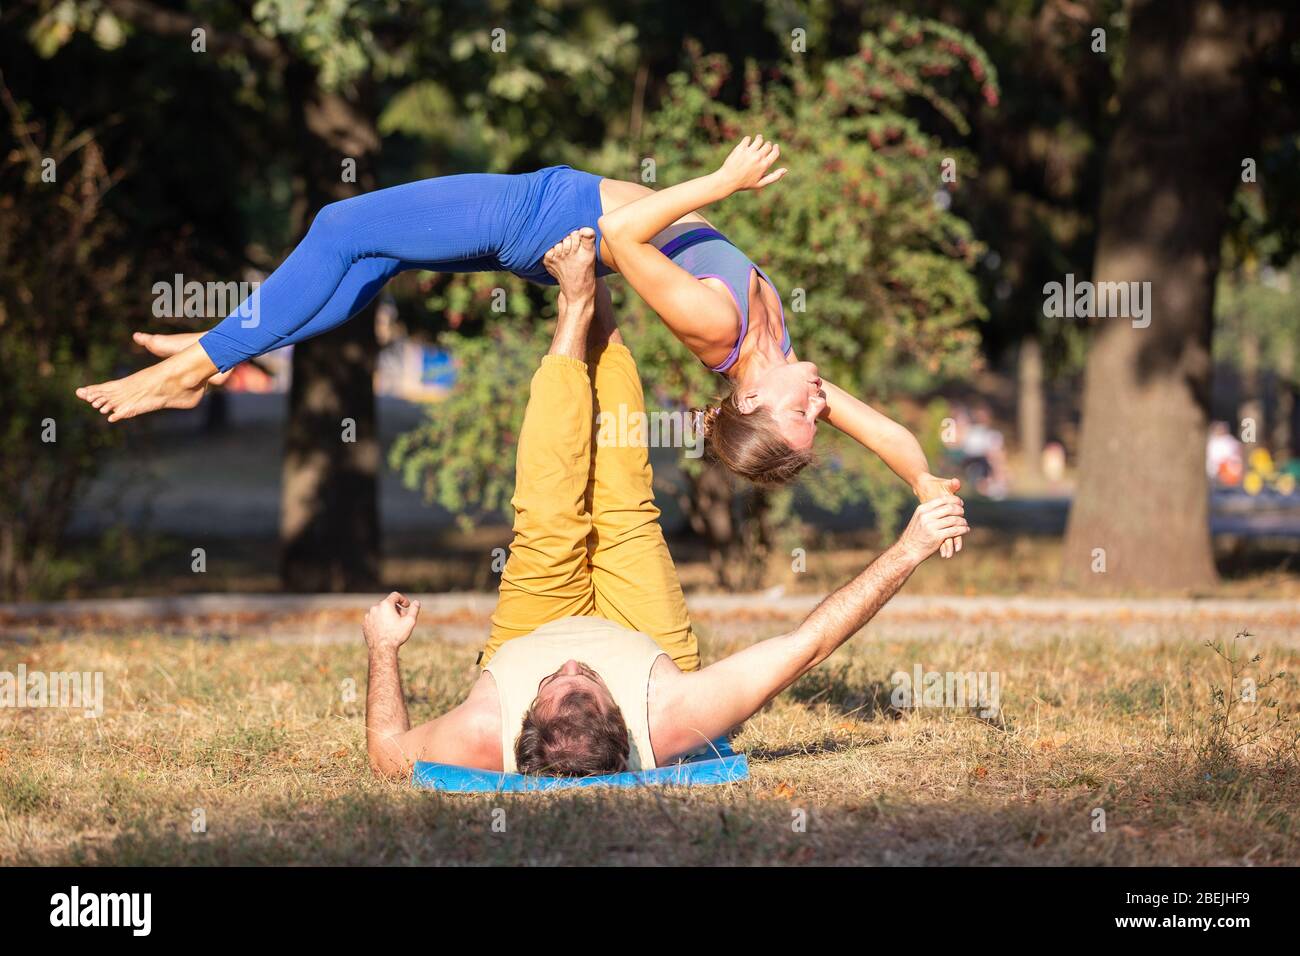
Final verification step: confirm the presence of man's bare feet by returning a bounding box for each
[544,227,620,348]
[590,280,622,350]
[543,227,597,299]
[75,342,221,422]
[545,229,599,360]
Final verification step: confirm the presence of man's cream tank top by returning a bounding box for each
[483,616,666,773]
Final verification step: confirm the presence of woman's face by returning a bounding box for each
[748,361,825,451]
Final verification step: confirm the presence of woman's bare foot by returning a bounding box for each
[133,330,202,358]
[133,331,233,386]
[75,343,221,422]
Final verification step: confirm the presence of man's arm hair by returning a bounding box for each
[365,645,412,777]
[650,494,968,762]
[651,542,920,762]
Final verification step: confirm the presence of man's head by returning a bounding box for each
[514,659,630,776]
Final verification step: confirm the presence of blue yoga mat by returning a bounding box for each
[411,738,748,793]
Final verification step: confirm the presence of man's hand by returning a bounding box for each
[363,591,421,652]
[718,135,787,193]
[896,495,969,565]
[913,473,964,558]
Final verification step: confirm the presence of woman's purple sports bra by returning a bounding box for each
[657,227,792,373]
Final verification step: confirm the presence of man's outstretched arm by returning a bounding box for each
[651,496,969,761]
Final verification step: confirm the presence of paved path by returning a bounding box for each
[4,592,1296,649]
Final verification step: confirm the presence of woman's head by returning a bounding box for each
[700,361,824,485]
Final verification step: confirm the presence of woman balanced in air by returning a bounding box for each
[78,136,962,555]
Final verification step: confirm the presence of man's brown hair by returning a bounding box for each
[515,690,631,776]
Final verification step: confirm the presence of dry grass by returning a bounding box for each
[1,614,1297,866]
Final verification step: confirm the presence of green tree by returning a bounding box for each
[392,18,992,587]
[0,90,131,597]
[1062,0,1300,591]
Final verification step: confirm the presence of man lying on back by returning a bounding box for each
[363,228,968,777]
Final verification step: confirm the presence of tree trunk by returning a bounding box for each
[279,71,383,591]
[1062,0,1285,591]
[279,309,381,590]
[1016,335,1046,483]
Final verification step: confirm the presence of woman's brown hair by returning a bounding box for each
[696,392,815,485]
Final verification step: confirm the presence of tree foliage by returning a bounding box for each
[0,101,132,597]
[391,17,993,585]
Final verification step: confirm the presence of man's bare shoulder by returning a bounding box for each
[405,670,503,771]
[647,654,703,764]
[466,668,501,708]
[460,671,503,758]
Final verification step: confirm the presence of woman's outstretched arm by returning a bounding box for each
[597,137,788,358]
[598,136,786,256]
[819,379,965,556]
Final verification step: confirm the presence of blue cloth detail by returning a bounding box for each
[198,167,610,371]
[658,227,786,373]
[411,738,748,793]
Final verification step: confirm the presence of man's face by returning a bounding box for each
[532,659,617,713]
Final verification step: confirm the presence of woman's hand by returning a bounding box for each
[913,474,965,558]
[718,135,787,193]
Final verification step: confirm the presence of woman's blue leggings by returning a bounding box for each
[198,166,609,372]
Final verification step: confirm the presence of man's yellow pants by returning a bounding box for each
[480,342,700,672]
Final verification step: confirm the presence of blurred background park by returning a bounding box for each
[4,0,1300,604]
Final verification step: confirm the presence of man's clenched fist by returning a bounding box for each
[363,591,422,651]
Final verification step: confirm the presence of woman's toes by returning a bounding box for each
[134,332,161,354]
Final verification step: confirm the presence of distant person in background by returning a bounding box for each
[960,404,1010,499]
[1041,441,1067,490]
[1206,421,1244,487]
